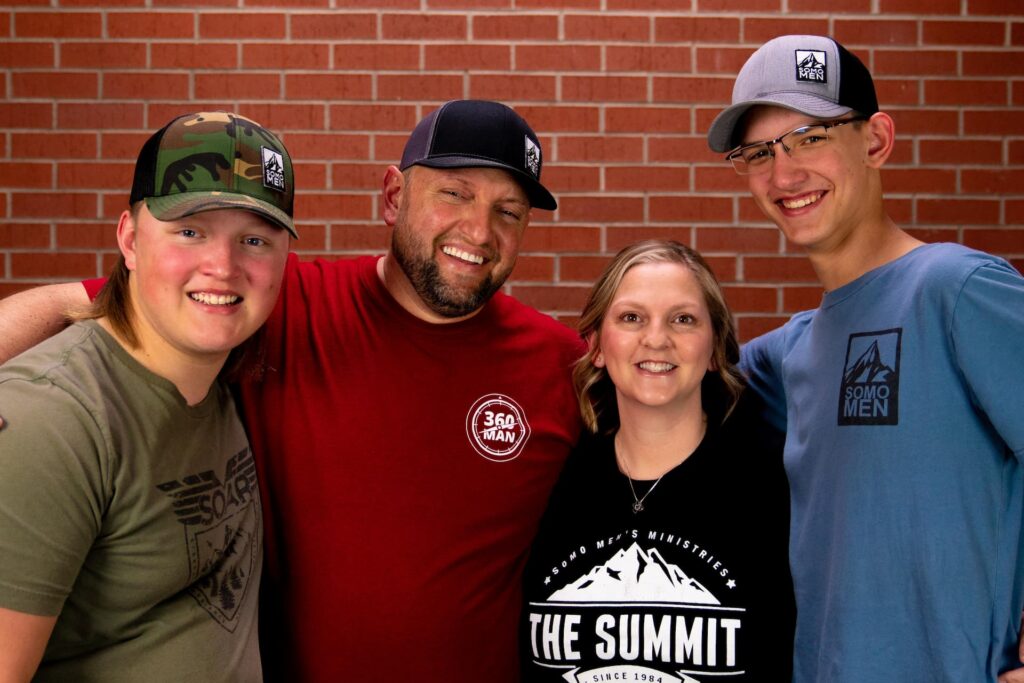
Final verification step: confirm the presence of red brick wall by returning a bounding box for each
[1,2,1021,340]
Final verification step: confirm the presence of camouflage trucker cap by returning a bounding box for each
[129,112,297,238]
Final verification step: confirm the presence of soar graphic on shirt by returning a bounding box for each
[525,528,746,683]
[156,447,261,632]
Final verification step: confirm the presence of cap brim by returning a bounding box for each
[412,156,557,211]
[146,192,298,239]
[707,95,854,153]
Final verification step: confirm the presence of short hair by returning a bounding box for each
[573,240,744,435]
[76,202,266,382]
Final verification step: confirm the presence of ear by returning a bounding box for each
[587,331,605,368]
[116,209,138,271]
[863,112,895,169]
[382,165,405,227]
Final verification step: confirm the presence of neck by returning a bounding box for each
[98,318,224,406]
[615,401,707,480]
[376,254,481,324]
[809,215,924,292]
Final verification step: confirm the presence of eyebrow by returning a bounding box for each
[434,170,530,206]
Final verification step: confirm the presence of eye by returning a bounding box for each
[792,127,829,147]
[244,236,268,247]
[673,313,696,325]
[498,207,523,222]
[742,146,771,164]
[178,228,199,239]
[619,312,641,323]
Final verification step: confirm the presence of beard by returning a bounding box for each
[390,204,510,319]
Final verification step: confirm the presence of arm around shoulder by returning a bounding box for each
[0,606,56,683]
[0,283,89,365]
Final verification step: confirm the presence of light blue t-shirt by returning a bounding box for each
[741,243,1024,682]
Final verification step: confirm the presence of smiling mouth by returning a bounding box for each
[638,361,676,373]
[779,191,824,210]
[190,292,240,306]
[441,245,485,265]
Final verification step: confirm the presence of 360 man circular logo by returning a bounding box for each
[465,393,531,462]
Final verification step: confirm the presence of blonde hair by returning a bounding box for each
[573,240,744,435]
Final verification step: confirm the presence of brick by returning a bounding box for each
[606,45,688,73]
[564,15,648,42]
[0,41,54,67]
[743,18,830,43]
[925,79,1003,105]
[654,17,740,43]
[377,74,462,101]
[56,223,118,249]
[541,165,601,193]
[1008,200,1024,224]
[12,72,97,99]
[558,196,644,223]
[154,0,233,6]
[152,42,237,69]
[107,11,194,38]
[561,75,647,103]
[61,42,147,68]
[694,47,755,76]
[962,169,1024,194]
[882,168,956,194]
[507,284,590,313]
[100,192,132,219]
[514,105,599,133]
[293,162,327,191]
[433,0,512,8]
[328,104,418,131]
[693,166,747,192]
[244,43,331,69]
[890,109,958,136]
[230,103,325,131]
[697,227,779,253]
[962,229,1024,253]
[287,74,373,100]
[744,256,817,283]
[781,286,825,313]
[650,196,732,223]
[15,12,101,37]
[329,163,384,190]
[519,0,595,7]
[11,252,97,279]
[472,15,558,41]
[964,51,1024,77]
[0,223,50,249]
[58,162,133,190]
[508,255,554,283]
[374,134,410,162]
[906,227,961,244]
[383,13,467,40]
[835,20,917,46]
[1010,141,1024,165]
[246,0,329,6]
[965,110,1024,136]
[879,0,958,12]
[195,73,280,100]
[58,104,143,130]
[295,193,373,220]
[100,132,149,159]
[199,13,286,39]
[335,44,420,70]
[700,0,779,8]
[722,285,776,312]
[654,76,732,105]
[606,226,694,251]
[516,45,599,72]
[12,193,98,218]
[876,79,919,106]
[471,74,556,101]
[1015,22,1024,46]
[285,133,370,161]
[918,199,1000,224]
[522,226,600,253]
[104,72,191,100]
[873,49,957,76]
[606,106,692,133]
[967,0,1022,13]
[291,13,377,40]
[13,133,96,159]
[922,21,1006,46]
[606,166,687,192]
[557,136,644,162]
[0,162,51,188]
[328,223,389,250]
[651,137,720,164]
[559,255,612,282]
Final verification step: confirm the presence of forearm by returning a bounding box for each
[0,606,56,683]
[0,283,89,364]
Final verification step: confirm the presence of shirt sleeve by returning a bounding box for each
[950,261,1024,460]
[739,328,789,433]
[0,379,107,616]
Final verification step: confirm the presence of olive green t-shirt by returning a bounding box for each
[0,321,262,681]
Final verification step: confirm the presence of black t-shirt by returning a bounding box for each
[520,394,794,682]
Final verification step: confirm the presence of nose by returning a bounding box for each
[459,203,496,247]
[641,320,670,349]
[766,143,807,188]
[200,236,242,280]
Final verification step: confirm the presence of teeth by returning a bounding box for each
[190,292,239,306]
[442,246,484,265]
[781,192,822,210]
[639,361,676,373]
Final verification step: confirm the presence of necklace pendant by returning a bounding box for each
[632,501,644,514]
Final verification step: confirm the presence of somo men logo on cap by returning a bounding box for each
[795,49,827,83]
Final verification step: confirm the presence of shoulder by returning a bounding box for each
[487,292,585,356]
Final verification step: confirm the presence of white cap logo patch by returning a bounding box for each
[795,49,827,83]
[524,136,541,178]
[261,146,286,192]
[465,393,531,462]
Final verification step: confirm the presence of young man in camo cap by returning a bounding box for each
[0,112,294,681]
[708,35,1024,682]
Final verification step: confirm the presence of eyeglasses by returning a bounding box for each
[726,116,870,175]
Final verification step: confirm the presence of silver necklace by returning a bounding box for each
[619,457,664,514]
